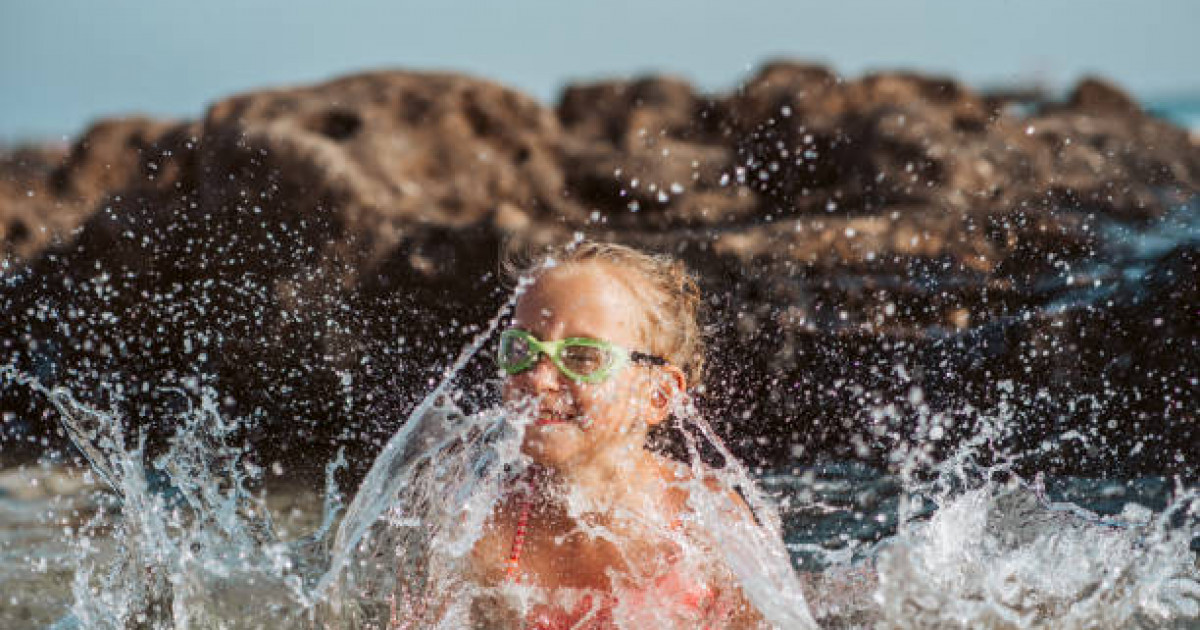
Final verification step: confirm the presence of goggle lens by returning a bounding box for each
[558,344,612,376]
[497,330,630,382]
[499,332,537,371]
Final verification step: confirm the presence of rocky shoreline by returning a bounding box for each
[1,62,1196,478]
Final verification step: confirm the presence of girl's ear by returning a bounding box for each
[646,365,686,427]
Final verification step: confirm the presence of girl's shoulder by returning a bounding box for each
[652,457,756,525]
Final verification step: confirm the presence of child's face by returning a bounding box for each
[503,263,669,470]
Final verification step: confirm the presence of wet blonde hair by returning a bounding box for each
[503,240,705,386]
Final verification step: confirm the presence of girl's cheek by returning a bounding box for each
[574,385,612,424]
[599,382,642,426]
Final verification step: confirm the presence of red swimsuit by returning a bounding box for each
[504,479,727,630]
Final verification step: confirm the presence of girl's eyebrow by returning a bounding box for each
[562,330,604,341]
[534,324,610,342]
[544,328,603,341]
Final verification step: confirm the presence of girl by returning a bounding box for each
[466,242,772,629]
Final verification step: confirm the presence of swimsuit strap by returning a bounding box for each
[505,475,537,581]
[503,471,683,583]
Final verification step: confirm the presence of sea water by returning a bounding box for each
[2,205,1199,628]
[1,321,1197,629]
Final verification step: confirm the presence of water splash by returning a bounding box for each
[873,481,1198,629]
[2,298,1197,628]
[4,366,317,629]
[785,386,1200,629]
[313,366,820,628]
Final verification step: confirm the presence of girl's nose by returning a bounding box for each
[521,354,563,392]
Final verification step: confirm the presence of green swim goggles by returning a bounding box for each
[497,328,667,383]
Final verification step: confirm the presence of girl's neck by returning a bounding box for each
[541,442,676,520]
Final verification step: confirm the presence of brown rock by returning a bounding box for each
[1067,77,1141,116]
[1,64,1195,476]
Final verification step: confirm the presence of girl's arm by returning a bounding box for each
[699,475,775,629]
[718,582,772,630]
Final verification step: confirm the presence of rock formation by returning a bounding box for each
[1,64,1196,478]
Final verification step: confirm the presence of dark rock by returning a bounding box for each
[1,63,1196,479]
[1068,77,1141,116]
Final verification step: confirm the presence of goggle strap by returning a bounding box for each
[498,329,669,380]
[630,351,668,366]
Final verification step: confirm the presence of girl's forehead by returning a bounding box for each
[514,264,649,343]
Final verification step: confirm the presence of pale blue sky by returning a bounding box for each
[2,0,1198,142]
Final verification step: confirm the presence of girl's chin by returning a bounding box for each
[521,431,579,466]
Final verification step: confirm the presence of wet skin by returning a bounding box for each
[467,262,765,628]
[471,262,688,586]
[503,262,683,475]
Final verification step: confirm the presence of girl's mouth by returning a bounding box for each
[535,412,570,426]
[534,404,584,427]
